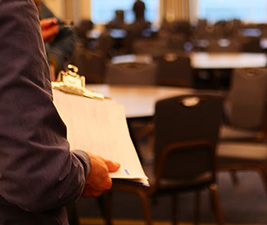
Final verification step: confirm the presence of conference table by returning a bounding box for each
[86,84,224,119]
[111,52,267,69]
[111,52,267,89]
[190,52,267,69]
[86,84,225,163]
[191,52,267,89]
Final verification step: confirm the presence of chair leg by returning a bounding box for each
[171,194,178,225]
[230,170,239,186]
[193,191,200,225]
[209,184,224,225]
[137,189,153,225]
[111,181,152,225]
[66,204,81,225]
[258,168,267,198]
[97,192,113,225]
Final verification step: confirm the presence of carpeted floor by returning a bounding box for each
[76,171,267,225]
[80,217,265,225]
[76,134,267,225]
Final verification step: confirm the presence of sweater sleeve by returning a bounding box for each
[0,0,90,212]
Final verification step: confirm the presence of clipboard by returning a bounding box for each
[52,64,105,100]
[52,65,149,186]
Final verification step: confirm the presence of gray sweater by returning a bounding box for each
[0,1,90,224]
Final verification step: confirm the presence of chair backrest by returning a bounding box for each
[226,68,267,130]
[154,94,224,181]
[207,38,241,53]
[132,38,171,57]
[70,44,106,83]
[154,53,193,87]
[105,61,157,85]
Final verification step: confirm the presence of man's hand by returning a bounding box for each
[82,153,120,197]
[40,18,59,42]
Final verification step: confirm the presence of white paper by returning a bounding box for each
[52,89,148,185]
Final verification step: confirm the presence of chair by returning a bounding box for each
[70,44,107,83]
[74,19,94,47]
[207,38,241,53]
[212,20,233,38]
[217,68,267,190]
[105,94,225,225]
[167,33,190,52]
[154,53,193,88]
[220,68,267,142]
[241,37,262,53]
[105,59,157,162]
[217,142,267,197]
[132,38,171,57]
[96,31,115,58]
[105,61,157,85]
[105,60,157,156]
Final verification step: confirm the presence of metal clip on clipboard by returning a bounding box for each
[51,64,105,100]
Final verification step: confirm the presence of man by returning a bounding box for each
[132,0,146,21]
[0,1,119,224]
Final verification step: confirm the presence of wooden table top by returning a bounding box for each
[86,84,224,118]
[111,52,267,69]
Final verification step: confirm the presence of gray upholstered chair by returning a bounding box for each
[207,38,241,53]
[132,38,171,57]
[219,68,267,142]
[70,44,107,84]
[217,141,267,196]
[105,94,225,225]
[217,68,267,192]
[105,61,157,85]
[154,53,193,88]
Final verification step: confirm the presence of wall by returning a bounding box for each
[79,0,91,20]
[42,0,197,24]
[43,0,91,23]
[43,0,65,19]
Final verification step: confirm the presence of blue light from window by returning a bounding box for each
[198,0,267,23]
[91,0,159,24]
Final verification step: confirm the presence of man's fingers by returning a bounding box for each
[83,153,120,198]
[82,183,110,197]
[40,18,57,28]
[104,159,120,173]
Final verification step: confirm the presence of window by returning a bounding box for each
[198,0,267,23]
[91,0,159,24]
